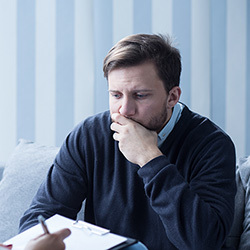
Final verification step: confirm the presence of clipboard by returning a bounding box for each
[4,214,137,250]
[109,238,138,250]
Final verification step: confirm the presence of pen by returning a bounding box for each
[38,215,50,234]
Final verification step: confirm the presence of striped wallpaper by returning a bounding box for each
[0,0,249,162]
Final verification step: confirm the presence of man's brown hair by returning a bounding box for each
[103,33,181,92]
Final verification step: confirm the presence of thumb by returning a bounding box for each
[54,228,71,240]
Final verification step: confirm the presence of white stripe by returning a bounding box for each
[35,0,56,146]
[226,0,247,157]
[152,0,173,36]
[113,0,133,44]
[74,0,95,124]
[0,0,17,161]
[191,0,211,118]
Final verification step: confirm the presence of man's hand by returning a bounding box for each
[110,113,163,167]
[24,228,71,250]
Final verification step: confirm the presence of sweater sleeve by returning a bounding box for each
[19,128,87,233]
[138,135,236,250]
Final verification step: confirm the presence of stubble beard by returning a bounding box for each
[130,103,169,133]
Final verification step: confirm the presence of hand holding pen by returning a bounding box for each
[23,215,71,250]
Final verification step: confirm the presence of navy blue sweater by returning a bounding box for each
[19,106,236,249]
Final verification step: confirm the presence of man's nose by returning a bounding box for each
[119,98,136,117]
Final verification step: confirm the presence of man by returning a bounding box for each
[19,34,236,249]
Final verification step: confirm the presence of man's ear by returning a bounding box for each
[167,86,181,108]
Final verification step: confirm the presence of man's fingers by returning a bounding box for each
[54,228,71,240]
[110,122,121,133]
[113,132,118,141]
[111,113,129,125]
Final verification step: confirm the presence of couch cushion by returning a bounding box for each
[0,139,59,242]
[225,156,250,250]
[237,156,250,249]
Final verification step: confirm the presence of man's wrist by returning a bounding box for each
[138,150,163,168]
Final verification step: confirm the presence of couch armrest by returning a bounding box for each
[0,139,59,242]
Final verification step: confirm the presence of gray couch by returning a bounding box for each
[225,156,250,249]
[0,139,249,249]
[0,139,84,243]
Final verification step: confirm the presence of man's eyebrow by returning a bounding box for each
[108,89,153,92]
[134,89,153,92]
[108,89,119,92]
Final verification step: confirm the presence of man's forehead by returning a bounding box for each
[108,61,157,76]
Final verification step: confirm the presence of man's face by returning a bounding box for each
[108,62,172,133]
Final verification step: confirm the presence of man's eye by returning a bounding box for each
[135,94,148,99]
[111,93,121,98]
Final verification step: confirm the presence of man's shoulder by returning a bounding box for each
[83,110,110,123]
[75,110,111,131]
[177,105,234,149]
[60,110,112,155]
[181,105,229,135]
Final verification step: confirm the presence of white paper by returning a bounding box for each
[4,214,127,250]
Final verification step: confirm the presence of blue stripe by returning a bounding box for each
[246,0,250,156]
[210,0,227,130]
[17,0,35,142]
[93,0,113,114]
[56,0,74,146]
[133,0,152,34]
[173,0,191,106]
